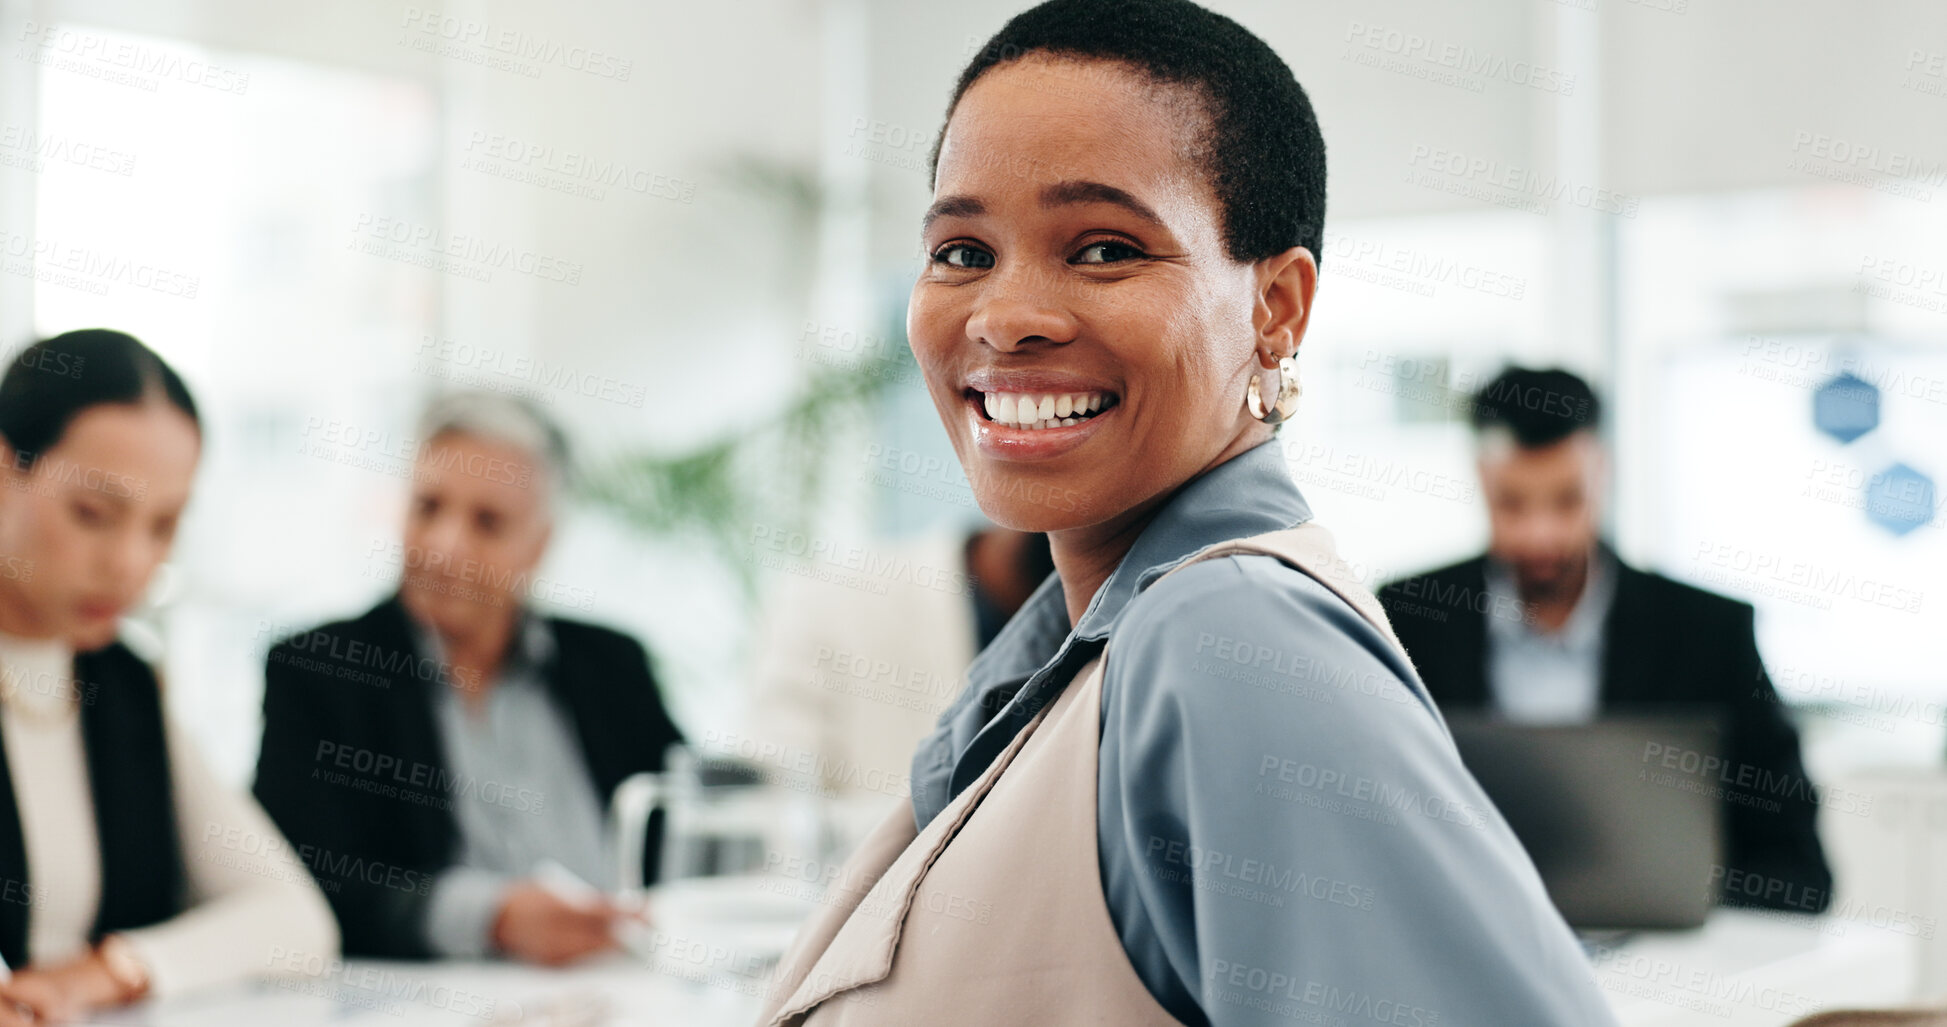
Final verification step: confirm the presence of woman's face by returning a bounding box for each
[0,402,200,650]
[910,56,1308,534]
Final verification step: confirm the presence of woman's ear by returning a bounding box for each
[1253,246,1318,369]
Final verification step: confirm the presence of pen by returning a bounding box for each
[534,858,650,928]
[533,858,606,908]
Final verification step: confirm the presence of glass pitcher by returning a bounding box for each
[609,745,829,968]
[612,745,829,891]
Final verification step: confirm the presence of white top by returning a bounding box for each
[0,630,338,996]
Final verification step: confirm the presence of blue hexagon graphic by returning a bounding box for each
[1866,463,1935,537]
[1813,373,1879,443]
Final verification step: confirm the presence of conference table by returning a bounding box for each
[1588,908,1919,1026]
[78,908,1920,1026]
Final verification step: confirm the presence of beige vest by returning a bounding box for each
[756,525,1414,1027]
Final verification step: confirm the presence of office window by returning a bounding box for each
[1617,187,1947,764]
[31,25,441,781]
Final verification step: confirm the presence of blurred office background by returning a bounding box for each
[0,0,1941,839]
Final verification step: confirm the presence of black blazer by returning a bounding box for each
[1378,550,1833,913]
[252,597,683,958]
[0,643,182,968]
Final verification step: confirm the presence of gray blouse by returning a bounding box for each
[909,440,1618,1027]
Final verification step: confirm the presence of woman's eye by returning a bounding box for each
[933,244,993,270]
[1073,241,1144,265]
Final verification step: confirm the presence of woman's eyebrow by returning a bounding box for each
[1040,180,1165,229]
[922,195,986,232]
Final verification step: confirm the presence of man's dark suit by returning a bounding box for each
[252,596,684,957]
[1378,550,1833,913]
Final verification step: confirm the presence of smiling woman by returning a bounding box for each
[910,56,1311,595]
[757,2,1618,1026]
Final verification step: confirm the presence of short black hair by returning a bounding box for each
[1469,367,1601,448]
[0,329,200,468]
[933,0,1328,266]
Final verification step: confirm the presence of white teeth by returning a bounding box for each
[980,390,1113,428]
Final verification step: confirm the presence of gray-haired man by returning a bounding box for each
[254,393,684,963]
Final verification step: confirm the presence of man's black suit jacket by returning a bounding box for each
[252,596,684,957]
[1377,552,1833,913]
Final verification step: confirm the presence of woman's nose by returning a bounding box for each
[964,266,1078,353]
[103,526,160,599]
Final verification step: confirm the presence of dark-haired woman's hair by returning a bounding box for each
[0,329,200,468]
[934,0,1328,266]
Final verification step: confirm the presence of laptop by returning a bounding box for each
[1444,712,1725,930]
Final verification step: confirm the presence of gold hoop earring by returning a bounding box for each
[1246,355,1302,425]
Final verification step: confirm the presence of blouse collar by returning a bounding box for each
[910,439,1314,825]
[966,438,1314,687]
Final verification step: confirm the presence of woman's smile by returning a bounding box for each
[960,368,1124,461]
[974,388,1115,430]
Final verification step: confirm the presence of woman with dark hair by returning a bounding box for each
[759,1,1617,1024]
[0,330,336,1023]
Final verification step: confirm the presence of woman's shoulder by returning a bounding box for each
[1120,548,1378,651]
[1107,550,1433,724]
